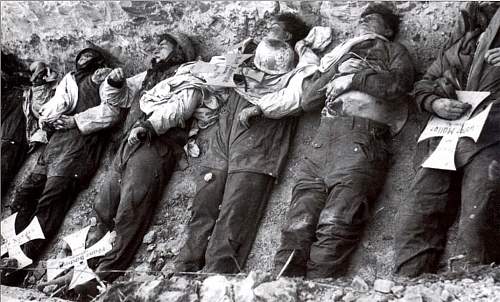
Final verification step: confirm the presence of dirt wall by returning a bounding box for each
[1,1,465,284]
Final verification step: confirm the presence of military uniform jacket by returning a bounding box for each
[204,89,296,178]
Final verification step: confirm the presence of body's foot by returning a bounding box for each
[73,279,102,300]
[36,272,72,294]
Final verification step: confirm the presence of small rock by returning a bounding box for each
[147,251,158,263]
[420,286,442,302]
[27,276,37,286]
[391,285,405,297]
[333,289,344,301]
[254,279,298,302]
[156,291,187,302]
[483,276,494,285]
[351,276,369,292]
[234,271,261,302]
[143,230,156,244]
[356,293,388,302]
[154,258,165,271]
[402,286,423,302]
[443,283,461,296]
[440,289,451,301]
[373,279,394,293]
[170,276,191,291]
[200,275,233,302]
[147,244,156,251]
[204,172,213,182]
[342,291,357,302]
[42,284,58,294]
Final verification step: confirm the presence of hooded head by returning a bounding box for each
[75,48,106,73]
[358,3,400,40]
[30,61,58,86]
[152,33,195,68]
[266,13,310,48]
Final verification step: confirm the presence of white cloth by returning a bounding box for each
[39,73,79,124]
[139,67,207,135]
[39,70,134,135]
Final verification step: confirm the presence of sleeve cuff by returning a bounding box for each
[422,95,440,113]
[350,71,375,91]
[73,113,87,135]
[138,120,158,136]
[107,78,125,88]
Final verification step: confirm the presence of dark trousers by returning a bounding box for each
[92,141,175,282]
[9,173,79,262]
[394,143,500,277]
[274,116,390,279]
[175,169,274,273]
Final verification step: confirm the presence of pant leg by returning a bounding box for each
[306,163,388,279]
[92,153,125,233]
[274,158,327,277]
[454,144,500,265]
[394,167,458,277]
[203,171,274,274]
[22,176,79,262]
[95,143,176,282]
[174,168,227,272]
[10,173,47,233]
[85,152,124,268]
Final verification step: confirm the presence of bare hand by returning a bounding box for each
[128,126,147,145]
[338,58,369,74]
[239,106,262,129]
[431,98,471,120]
[489,160,500,181]
[54,115,76,130]
[485,48,500,66]
[325,74,354,103]
[108,67,125,82]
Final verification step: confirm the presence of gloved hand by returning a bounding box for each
[239,105,262,129]
[128,126,147,145]
[54,115,76,130]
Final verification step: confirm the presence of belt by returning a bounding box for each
[320,111,389,135]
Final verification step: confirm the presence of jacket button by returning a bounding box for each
[313,143,321,148]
